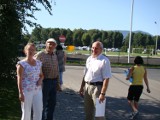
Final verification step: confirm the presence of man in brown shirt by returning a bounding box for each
[35,38,60,120]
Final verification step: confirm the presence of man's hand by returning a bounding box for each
[57,84,62,92]
[79,88,84,97]
[99,94,105,103]
[37,79,42,86]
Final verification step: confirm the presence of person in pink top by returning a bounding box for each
[126,56,151,119]
[16,43,44,120]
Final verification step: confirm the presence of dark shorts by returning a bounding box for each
[127,85,143,102]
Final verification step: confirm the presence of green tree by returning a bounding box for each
[65,29,73,45]
[49,30,57,39]
[113,32,123,48]
[30,27,42,42]
[157,36,160,49]
[101,31,108,42]
[0,1,21,81]
[132,32,145,47]
[81,33,91,46]
[41,28,50,42]
[107,31,114,48]
[146,35,154,47]
[153,35,160,49]
[103,37,112,48]
[0,0,52,81]
[124,32,135,48]
[72,29,84,46]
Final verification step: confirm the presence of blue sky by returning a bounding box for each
[27,0,160,36]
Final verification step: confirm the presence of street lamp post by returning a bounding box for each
[155,21,158,55]
[128,0,134,63]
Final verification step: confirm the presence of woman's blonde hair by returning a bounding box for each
[24,43,35,53]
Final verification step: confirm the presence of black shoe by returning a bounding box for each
[129,111,139,120]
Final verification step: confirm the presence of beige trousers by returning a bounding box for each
[84,83,106,120]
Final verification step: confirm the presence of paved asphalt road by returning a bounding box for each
[54,66,160,120]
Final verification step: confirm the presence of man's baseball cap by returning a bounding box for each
[46,38,57,45]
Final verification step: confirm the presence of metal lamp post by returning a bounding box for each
[155,21,158,55]
[128,0,134,63]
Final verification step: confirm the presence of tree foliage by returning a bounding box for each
[81,33,91,46]
[0,0,52,81]
[27,27,160,53]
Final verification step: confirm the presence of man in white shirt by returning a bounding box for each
[79,41,112,120]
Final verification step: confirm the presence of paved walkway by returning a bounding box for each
[53,66,160,120]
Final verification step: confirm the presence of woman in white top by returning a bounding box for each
[16,43,44,120]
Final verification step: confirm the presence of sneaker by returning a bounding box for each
[129,113,134,120]
[129,111,139,120]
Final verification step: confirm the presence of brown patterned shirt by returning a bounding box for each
[35,50,59,79]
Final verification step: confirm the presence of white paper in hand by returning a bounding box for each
[95,98,106,117]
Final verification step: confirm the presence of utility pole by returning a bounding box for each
[128,0,134,63]
[155,21,158,55]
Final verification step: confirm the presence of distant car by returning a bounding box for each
[108,48,120,52]
[142,49,147,54]
[62,46,67,50]
[107,48,112,52]
[75,46,82,50]
[82,46,90,51]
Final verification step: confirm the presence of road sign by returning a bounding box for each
[66,45,75,51]
[59,35,66,43]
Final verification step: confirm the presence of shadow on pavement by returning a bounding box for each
[54,88,160,120]
[106,97,160,120]
[54,88,85,120]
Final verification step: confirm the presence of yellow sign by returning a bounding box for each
[66,45,75,51]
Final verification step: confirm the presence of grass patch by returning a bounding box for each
[0,79,21,120]
[66,61,160,69]
[111,63,160,68]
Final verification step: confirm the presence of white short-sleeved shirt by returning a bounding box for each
[84,54,112,83]
[17,59,42,92]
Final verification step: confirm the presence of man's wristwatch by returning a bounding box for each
[101,93,105,96]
